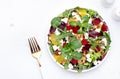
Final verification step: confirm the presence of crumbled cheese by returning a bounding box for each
[87,58,92,62]
[95,28,101,32]
[75,15,81,21]
[86,54,90,58]
[88,18,92,24]
[101,46,105,49]
[65,56,67,60]
[68,64,73,69]
[102,38,107,46]
[53,45,59,50]
[58,52,61,54]
[89,49,94,52]
[84,33,89,39]
[65,37,69,43]
[61,18,68,23]
[55,29,60,35]
[72,12,77,16]
[72,12,81,21]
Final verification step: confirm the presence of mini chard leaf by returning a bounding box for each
[51,17,62,28]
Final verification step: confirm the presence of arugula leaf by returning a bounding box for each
[88,38,97,49]
[63,63,69,69]
[103,32,111,44]
[81,15,90,23]
[88,9,98,18]
[59,9,73,18]
[56,32,73,40]
[81,23,92,31]
[103,32,111,52]
[90,52,101,62]
[72,51,82,60]
[51,17,62,28]
[67,54,72,62]
[77,64,84,73]
[69,21,81,27]
[74,6,87,12]
[62,46,71,54]
[77,28,83,34]
[61,44,72,57]
[70,37,82,49]
[49,44,54,54]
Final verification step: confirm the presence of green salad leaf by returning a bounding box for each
[51,17,62,28]
[56,32,73,40]
[69,21,81,27]
[70,37,82,49]
[72,51,82,60]
[103,32,111,52]
[81,23,92,31]
[90,52,101,62]
[63,63,69,69]
[81,15,90,23]
[59,9,73,18]
[77,64,85,73]
[88,9,98,18]
[49,44,54,54]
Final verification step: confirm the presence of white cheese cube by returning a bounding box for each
[68,64,73,69]
[87,58,92,62]
[61,18,68,23]
[53,45,59,50]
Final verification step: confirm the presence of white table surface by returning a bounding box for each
[0,0,120,79]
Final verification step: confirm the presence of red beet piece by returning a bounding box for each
[71,58,78,65]
[72,26,80,34]
[96,45,101,52]
[82,39,88,45]
[92,18,101,25]
[89,30,100,37]
[54,49,59,55]
[82,44,91,52]
[101,24,108,32]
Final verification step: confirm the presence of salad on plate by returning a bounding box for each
[48,6,111,72]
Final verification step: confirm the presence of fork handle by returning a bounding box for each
[37,59,44,79]
[36,58,41,67]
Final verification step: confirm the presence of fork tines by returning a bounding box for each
[28,37,41,54]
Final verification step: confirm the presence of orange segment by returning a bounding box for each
[49,34,59,46]
[77,9,87,17]
[54,54,66,64]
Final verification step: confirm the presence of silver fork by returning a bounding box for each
[28,37,44,79]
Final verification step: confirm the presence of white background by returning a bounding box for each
[0,0,120,79]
